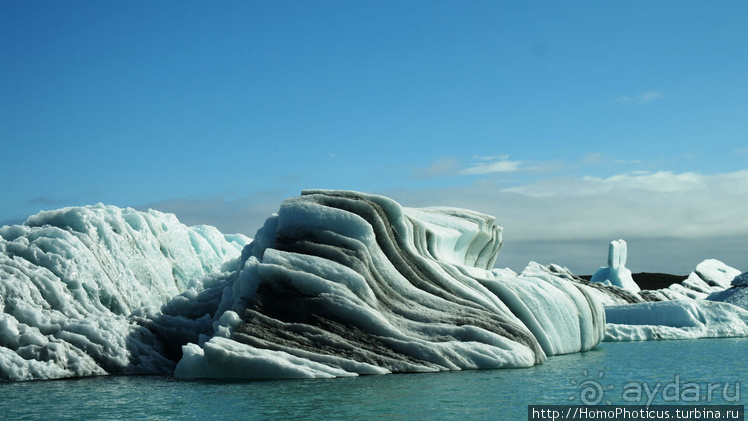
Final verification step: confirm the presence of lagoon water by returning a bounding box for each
[2,338,745,420]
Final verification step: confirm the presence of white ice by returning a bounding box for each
[605,299,748,341]
[590,239,640,293]
[174,190,604,379]
[707,271,748,311]
[2,192,746,382]
[0,205,248,381]
[584,246,748,342]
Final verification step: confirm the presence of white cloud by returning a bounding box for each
[472,154,510,161]
[505,171,712,197]
[384,169,748,273]
[385,168,748,245]
[414,155,527,177]
[459,156,527,175]
[616,90,662,104]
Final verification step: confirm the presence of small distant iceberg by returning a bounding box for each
[590,239,640,293]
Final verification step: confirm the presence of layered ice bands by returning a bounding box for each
[0,205,249,381]
[18,190,745,382]
[175,190,605,379]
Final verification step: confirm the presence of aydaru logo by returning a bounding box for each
[568,371,740,406]
[568,370,615,405]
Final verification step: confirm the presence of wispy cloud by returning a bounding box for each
[416,153,647,180]
[616,90,662,105]
[472,154,510,161]
[413,157,462,178]
[578,153,645,167]
[580,152,605,165]
[504,170,712,197]
[413,155,527,178]
[459,156,528,175]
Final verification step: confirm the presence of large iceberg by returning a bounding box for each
[1,190,745,382]
[1,191,606,381]
[172,190,604,379]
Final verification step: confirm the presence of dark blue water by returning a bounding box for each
[2,338,745,420]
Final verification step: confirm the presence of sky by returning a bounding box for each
[2,1,748,275]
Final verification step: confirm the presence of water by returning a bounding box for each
[2,338,745,420]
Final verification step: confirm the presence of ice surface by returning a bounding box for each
[605,299,748,340]
[0,205,248,381]
[706,272,748,311]
[695,259,741,288]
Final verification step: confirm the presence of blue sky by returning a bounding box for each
[3,1,748,274]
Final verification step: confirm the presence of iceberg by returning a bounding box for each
[172,190,604,379]
[1,190,745,381]
[605,300,748,341]
[0,204,249,381]
[590,239,640,293]
[1,191,606,381]
[583,250,748,341]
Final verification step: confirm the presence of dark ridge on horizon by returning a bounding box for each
[579,272,689,291]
